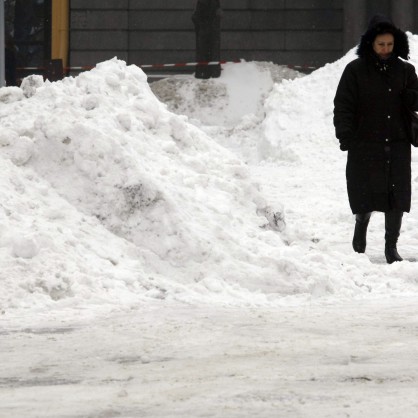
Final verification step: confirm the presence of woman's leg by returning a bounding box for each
[352,212,372,253]
[384,210,403,263]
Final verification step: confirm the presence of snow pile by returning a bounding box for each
[0,58,298,311]
[3,38,418,313]
[258,50,355,162]
[151,61,303,127]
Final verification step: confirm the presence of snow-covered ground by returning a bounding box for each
[2,34,418,417]
[2,299,418,417]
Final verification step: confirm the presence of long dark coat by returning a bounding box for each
[334,18,418,214]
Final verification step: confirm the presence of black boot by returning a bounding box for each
[384,210,403,264]
[352,212,372,253]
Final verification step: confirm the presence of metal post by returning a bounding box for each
[343,0,367,52]
[0,0,5,87]
[391,0,414,31]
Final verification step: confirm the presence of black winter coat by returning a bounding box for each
[334,15,418,214]
[334,56,418,213]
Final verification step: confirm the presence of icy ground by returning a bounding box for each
[2,299,418,417]
[2,38,418,416]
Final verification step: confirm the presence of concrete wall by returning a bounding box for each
[69,0,418,72]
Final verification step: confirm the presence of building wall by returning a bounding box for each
[70,0,343,71]
[69,0,417,72]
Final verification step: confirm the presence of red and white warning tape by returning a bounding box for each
[287,64,317,71]
[17,60,317,72]
[18,60,242,72]
[17,66,93,71]
[138,59,241,68]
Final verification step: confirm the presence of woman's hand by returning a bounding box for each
[339,138,351,151]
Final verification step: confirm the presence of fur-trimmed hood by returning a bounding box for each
[356,14,409,60]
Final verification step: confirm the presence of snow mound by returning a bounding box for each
[258,50,357,163]
[151,61,303,127]
[3,49,418,313]
[1,58,305,311]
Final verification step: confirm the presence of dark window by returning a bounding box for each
[5,0,51,68]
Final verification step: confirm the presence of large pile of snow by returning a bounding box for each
[0,59,295,312]
[2,34,418,314]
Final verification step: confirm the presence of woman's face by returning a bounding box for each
[373,33,394,59]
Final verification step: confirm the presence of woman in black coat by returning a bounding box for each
[334,15,418,263]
